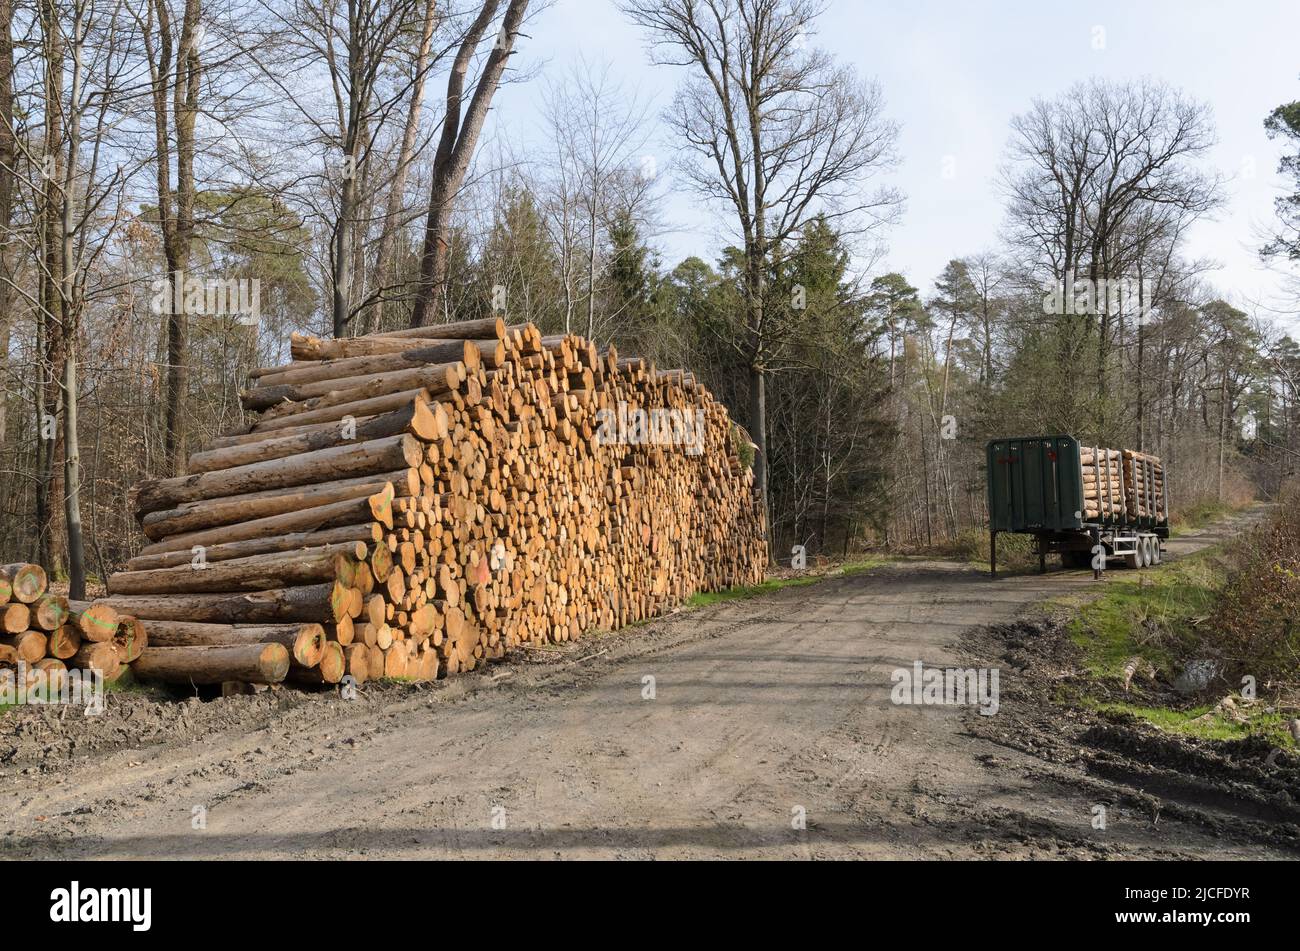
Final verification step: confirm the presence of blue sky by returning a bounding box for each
[493,0,1300,332]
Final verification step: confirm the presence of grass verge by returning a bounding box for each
[1044,543,1295,748]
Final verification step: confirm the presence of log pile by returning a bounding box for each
[104,318,766,688]
[0,563,146,693]
[1079,446,1168,523]
[1080,446,1124,521]
[1122,450,1167,521]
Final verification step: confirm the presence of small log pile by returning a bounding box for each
[0,563,147,692]
[1080,446,1124,520]
[1122,450,1167,521]
[1079,446,1168,524]
[102,318,766,688]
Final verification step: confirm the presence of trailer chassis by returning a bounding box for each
[989,524,1168,580]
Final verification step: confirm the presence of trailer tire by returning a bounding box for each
[1154,541,1163,564]
[1124,548,1141,570]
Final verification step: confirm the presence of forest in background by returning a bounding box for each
[1,0,1299,597]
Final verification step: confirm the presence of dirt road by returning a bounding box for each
[3,518,1297,859]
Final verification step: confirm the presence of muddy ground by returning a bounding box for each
[2,517,1296,859]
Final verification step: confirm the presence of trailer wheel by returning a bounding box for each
[1154,541,1163,564]
[1124,547,1141,569]
[1143,537,1155,568]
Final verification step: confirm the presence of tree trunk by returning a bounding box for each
[0,0,13,455]
[153,0,202,476]
[411,0,530,327]
[138,621,325,669]
[369,0,438,331]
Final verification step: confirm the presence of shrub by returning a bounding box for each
[1209,489,1300,691]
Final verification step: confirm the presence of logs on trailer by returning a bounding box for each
[1080,446,1168,523]
[106,317,766,688]
[1079,447,1125,521]
[1122,450,1167,521]
[0,566,146,692]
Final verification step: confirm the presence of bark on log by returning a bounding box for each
[138,621,325,668]
[141,474,410,544]
[251,388,437,435]
[372,316,504,341]
[135,434,424,514]
[241,361,465,413]
[109,544,363,595]
[187,400,444,474]
[132,644,290,685]
[98,582,352,624]
[127,523,377,571]
[251,340,485,389]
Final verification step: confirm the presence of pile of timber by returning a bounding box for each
[1122,450,1167,521]
[1080,446,1124,521]
[1079,445,1168,524]
[0,563,146,692]
[102,317,766,688]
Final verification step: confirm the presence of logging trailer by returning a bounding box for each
[987,435,1169,579]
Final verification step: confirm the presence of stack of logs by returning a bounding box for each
[1122,450,1167,521]
[0,563,147,692]
[1080,447,1125,521]
[1080,445,1168,523]
[96,317,766,689]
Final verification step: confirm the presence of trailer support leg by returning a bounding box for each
[990,531,998,579]
[1038,546,1047,575]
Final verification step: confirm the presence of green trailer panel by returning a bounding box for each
[987,436,1085,533]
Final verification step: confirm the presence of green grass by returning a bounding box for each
[1169,499,1238,537]
[1055,551,1225,681]
[840,555,892,576]
[1086,698,1296,746]
[686,574,821,607]
[1045,544,1296,748]
[684,553,897,607]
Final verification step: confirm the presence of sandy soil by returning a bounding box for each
[2,516,1296,860]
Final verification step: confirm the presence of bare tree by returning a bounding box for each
[538,59,653,335]
[621,0,901,529]
[136,0,201,476]
[365,0,439,332]
[0,0,15,455]
[410,0,531,327]
[1001,79,1221,424]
